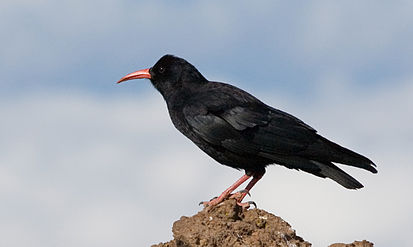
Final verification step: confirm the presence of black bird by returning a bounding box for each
[118,55,377,208]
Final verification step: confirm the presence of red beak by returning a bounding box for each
[117,68,151,83]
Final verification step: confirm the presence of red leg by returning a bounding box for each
[202,174,251,207]
[232,174,263,205]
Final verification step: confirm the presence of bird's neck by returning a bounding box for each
[163,87,191,108]
[158,80,206,103]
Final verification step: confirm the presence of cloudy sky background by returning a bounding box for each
[1,1,413,246]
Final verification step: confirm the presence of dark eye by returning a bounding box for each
[159,66,165,73]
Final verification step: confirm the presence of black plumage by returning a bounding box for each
[118,55,377,207]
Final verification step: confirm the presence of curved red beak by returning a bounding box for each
[117,68,151,83]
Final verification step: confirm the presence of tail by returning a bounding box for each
[260,135,377,189]
[260,153,367,189]
[307,161,364,189]
[305,135,378,174]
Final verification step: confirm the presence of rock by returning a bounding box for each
[152,199,373,247]
[329,240,374,247]
[152,199,310,247]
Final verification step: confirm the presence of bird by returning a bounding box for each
[117,55,377,208]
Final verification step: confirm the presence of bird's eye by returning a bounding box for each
[159,66,165,73]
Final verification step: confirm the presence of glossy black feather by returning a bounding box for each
[147,55,377,189]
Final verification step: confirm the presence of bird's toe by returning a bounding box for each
[237,200,257,210]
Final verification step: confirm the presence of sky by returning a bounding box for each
[1,1,413,246]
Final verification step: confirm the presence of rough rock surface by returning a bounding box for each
[328,240,374,247]
[152,199,373,247]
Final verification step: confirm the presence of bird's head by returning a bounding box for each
[117,55,207,98]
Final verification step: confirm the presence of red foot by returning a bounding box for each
[201,196,225,207]
[200,173,263,209]
[201,192,256,209]
[201,174,251,207]
[236,200,256,210]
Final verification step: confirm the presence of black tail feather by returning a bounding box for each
[305,136,377,174]
[260,152,366,189]
[309,161,364,189]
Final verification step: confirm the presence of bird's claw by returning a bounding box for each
[247,201,257,208]
[237,200,257,210]
[199,196,218,206]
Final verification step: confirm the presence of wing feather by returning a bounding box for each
[184,99,318,157]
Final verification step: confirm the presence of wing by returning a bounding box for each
[183,104,262,155]
[251,107,318,154]
[183,86,318,156]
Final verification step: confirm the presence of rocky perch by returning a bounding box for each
[152,199,373,247]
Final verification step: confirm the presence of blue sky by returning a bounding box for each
[1,1,413,246]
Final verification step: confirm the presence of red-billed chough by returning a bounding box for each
[117,55,377,208]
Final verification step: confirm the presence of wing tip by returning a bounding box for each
[366,160,378,174]
[344,180,364,190]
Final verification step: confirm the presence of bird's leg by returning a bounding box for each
[202,174,251,207]
[230,173,264,209]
